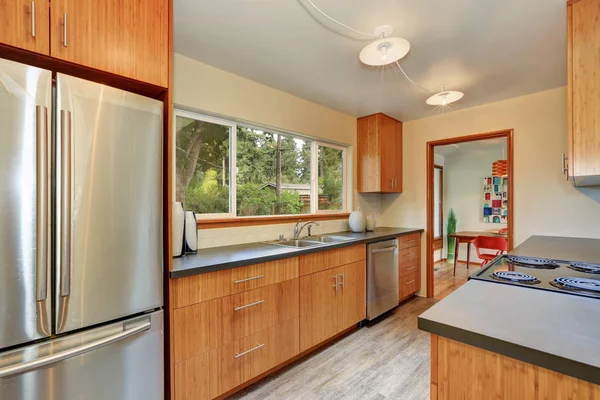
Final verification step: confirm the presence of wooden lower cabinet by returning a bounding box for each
[173,279,299,363]
[300,260,366,352]
[175,318,299,400]
[299,268,339,352]
[399,272,418,300]
[430,334,600,399]
[398,233,421,301]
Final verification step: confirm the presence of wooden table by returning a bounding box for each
[448,231,508,275]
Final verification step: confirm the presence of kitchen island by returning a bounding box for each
[419,235,600,399]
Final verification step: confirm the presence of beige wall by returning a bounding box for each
[381,87,600,296]
[173,53,382,248]
[174,53,355,146]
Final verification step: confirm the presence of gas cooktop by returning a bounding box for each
[470,255,600,299]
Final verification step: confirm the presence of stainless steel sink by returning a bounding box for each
[314,235,355,243]
[268,239,326,248]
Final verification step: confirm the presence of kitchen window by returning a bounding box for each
[174,109,348,220]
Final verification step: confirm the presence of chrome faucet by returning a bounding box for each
[294,219,320,239]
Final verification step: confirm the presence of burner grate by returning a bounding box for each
[568,262,600,274]
[506,256,560,269]
[491,271,540,284]
[550,277,600,293]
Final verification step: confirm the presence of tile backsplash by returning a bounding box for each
[196,193,383,249]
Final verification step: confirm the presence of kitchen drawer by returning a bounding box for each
[299,244,366,276]
[398,233,420,249]
[399,246,420,263]
[399,258,420,278]
[174,318,300,400]
[172,257,299,308]
[400,272,418,300]
[173,279,299,363]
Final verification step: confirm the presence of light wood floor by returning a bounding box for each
[230,296,437,400]
[433,260,469,301]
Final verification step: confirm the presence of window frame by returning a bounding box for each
[173,108,349,221]
[173,109,237,219]
[313,141,347,214]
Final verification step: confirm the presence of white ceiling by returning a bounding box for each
[174,0,567,121]
[435,137,506,158]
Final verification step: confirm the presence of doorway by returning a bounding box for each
[426,130,514,299]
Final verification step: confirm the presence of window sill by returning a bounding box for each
[197,213,350,229]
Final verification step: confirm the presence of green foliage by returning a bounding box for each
[318,146,343,210]
[447,209,458,259]
[184,169,229,214]
[176,120,343,217]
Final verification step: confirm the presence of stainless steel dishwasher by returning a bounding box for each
[367,239,399,320]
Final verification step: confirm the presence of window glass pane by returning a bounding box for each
[318,145,344,211]
[175,115,230,214]
[236,126,311,216]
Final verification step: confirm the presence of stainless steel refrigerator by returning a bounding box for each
[0,58,164,399]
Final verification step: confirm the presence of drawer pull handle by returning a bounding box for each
[339,272,345,289]
[63,13,68,47]
[234,275,264,284]
[406,239,416,243]
[31,1,35,37]
[405,280,416,285]
[234,300,265,311]
[406,266,416,271]
[235,343,265,359]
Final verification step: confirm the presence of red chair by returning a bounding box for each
[472,236,508,267]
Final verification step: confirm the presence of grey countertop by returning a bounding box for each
[509,235,600,263]
[418,235,600,385]
[171,227,423,279]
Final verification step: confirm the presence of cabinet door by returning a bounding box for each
[0,0,49,54]
[50,0,168,87]
[380,118,395,192]
[299,269,338,352]
[393,120,403,192]
[571,0,600,178]
[337,261,366,331]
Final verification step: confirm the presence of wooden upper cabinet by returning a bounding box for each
[0,0,49,55]
[357,113,403,193]
[50,0,169,87]
[567,0,600,186]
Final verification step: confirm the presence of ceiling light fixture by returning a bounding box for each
[303,0,465,107]
[359,25,410,66]
[426,86,464,106]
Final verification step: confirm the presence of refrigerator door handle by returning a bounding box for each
[36,105,48,302]
[0,317,151,379]
[60,110,72,297]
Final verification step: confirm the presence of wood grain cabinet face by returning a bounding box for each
[568,0,600,184]
[300,260,366,352]
[175,318,299,400]
[173,279,299,363]
[357,113,403,193]
[299,268,339,352]
[50,0,169,87]
[0,0,49,54]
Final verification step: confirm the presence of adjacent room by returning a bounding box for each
[1,0,600,399]
[432,137,510,300]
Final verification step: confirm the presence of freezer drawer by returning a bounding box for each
[0,310,163,400]
[55,73,163,334]
[0,58,52,349]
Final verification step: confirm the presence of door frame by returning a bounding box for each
[432,164,444,257]
[425,129,514,298]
